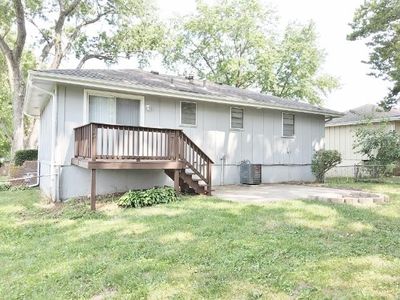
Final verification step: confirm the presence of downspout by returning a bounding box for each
[28,84,54,188]
[50,85,59,201]
[220,154,226,186]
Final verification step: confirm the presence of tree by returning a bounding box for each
[0,50,35,157]
[258,22,339,105]
[353,121,400,166]
[0,55,12,157]
[163,0,338,105]
[0,0,164,153]
[348,0,400,111]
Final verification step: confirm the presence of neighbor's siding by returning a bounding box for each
[47,84,325,200]
[325,122,396,177]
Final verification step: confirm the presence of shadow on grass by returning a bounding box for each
[1,189,400,298]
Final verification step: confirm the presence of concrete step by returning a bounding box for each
[185,168,194,175]
[192,175,201,181]
[198,180,207,187]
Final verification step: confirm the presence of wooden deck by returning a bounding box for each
[71,158,185,170]
[72,123,213,210]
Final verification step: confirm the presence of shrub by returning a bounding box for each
[311,150,342,183]
[14,149,38,166]
[0,183,11,191]
[353,122,400,166]
[117,187,178,208]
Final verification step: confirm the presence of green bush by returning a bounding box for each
[311,150,342,183]
[117,187,178,208]
[0,183,11,191]
[354,122,400,166]
[14,149,38,166]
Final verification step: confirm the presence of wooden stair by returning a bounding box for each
[165,165,210,195]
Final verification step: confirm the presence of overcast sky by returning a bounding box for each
[85,0,390,112]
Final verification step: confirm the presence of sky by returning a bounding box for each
[86,0,390,112]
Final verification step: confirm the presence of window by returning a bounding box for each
[231,107,244,129]
[282,113,295,137]
[89,95,140,126]
[180,102,197,126]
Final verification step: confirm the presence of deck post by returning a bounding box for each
[91,169,96,211]
[174,169,180,193]
[207,159,212,196]
[91,123,97,161]
[173,131,181,193]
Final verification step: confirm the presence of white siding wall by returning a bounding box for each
[143,95,324,185]
[39,84,325,200]
[38,97,53,198]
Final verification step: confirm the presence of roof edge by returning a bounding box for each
[326,117,400,127]
[27,70,343,117]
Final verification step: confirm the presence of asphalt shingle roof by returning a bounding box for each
[326,104,400,126]
[34,69,340,116]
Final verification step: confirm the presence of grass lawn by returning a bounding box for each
[1,181,400,299]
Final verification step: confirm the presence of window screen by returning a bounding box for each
[89,95,116,124]
[231,107,244,129]
[181,102,197,125]
[89,95,140,126]
[282,113,295,137]
[116,98,140,126]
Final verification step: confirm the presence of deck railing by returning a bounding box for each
[74,123,213,184]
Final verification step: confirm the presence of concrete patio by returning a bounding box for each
[213,183,386,204]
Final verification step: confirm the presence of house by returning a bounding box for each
[325,104,400,176]
[24,69,340,206]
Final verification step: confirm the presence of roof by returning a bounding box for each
[326,104,400,127]
[24,69,341,117]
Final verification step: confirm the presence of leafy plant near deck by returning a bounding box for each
[117,187,178,208]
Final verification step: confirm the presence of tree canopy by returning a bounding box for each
[348,0,400,111]
[0,0,164,154]
[0,0,339,156]
[163,0,338,105]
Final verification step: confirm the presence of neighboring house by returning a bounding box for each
[24,69,340,203]
[325,104,400,176]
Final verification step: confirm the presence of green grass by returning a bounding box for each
[1,184,400,299]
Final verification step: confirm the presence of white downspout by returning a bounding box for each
[29,84,54,188]
[50,85,59,201]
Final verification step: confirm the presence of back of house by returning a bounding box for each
[24,69,340,201]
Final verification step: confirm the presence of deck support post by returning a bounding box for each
[91,169,96,211]
[174,169,180,193]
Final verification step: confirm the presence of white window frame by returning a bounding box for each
[282,112,295,138]
[83,89,145,126]
[180,101,197,127]
[230,107,244,130]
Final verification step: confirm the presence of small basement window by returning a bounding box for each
[180,101,197,126]
[282,113,295,137]
[231,107,244,129]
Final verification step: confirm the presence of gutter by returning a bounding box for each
[326,116,400,127]
[26,71,342,118]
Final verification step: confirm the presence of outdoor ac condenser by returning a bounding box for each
[240,161,262,185]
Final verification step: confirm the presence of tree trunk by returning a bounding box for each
[11,69,25,153]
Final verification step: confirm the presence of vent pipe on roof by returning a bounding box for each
[203,79,207,88]
[186,73,194,83]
